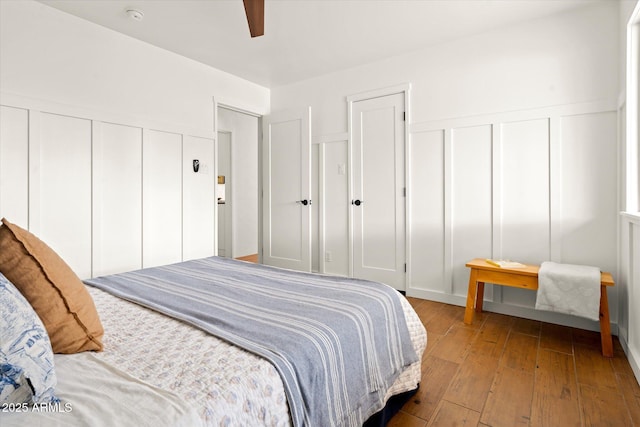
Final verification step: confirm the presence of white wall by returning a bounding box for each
[272,1,622,332]
[0,0,631,339]
[0,101,217,279]
[0,0,270,131]
[0,0,270,278]
[273,2,618,137]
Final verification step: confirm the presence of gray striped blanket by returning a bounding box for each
[84,257,418,427]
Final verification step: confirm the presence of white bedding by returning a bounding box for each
[1,352,202,427]
[3,286,426,426]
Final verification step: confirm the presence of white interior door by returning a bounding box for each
[262,107,312,271]
[351,92,406,290]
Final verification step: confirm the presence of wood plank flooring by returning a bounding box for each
[235,253,259,263]
[391,297,640,427]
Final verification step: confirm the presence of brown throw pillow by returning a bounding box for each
[0,218,103,353]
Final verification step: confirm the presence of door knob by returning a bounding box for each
[352,199,363,206]
[297,199,310,206]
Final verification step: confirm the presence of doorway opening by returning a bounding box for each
[216,105,260,261]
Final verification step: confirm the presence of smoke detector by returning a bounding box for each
[126,9,144,21]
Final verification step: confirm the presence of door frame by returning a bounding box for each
[346,83,411,289]
[216,130,233,257]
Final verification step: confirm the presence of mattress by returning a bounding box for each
[3,283,426,426]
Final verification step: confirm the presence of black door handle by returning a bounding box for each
[352,199,363,206]
[297,199,311,206]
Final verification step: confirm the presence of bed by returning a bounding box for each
[0,218,426,427]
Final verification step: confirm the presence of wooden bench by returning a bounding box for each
[464,258,615,357]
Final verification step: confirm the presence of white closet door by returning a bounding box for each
[351,93,406,291]
[30,112,92,278]
[262,107,312,271]
[143,129,182,268]
[93,122,143,276]
[183,135,215,261]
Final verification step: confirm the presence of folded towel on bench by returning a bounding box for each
[535,261,600,321]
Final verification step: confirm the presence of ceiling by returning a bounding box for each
[38,0,594,88]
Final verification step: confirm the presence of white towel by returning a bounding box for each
[535,261,601,321]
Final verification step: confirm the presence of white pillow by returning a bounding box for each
[0,272,58,404]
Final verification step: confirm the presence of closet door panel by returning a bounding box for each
[0,106,29,226]
[93,122,143,276]
[143,129,182,268]
[183,135,215,261]
[31,112,92,278]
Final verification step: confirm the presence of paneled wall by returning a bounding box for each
[0,99,216,279]
[409,103,618,329]
[142,129,184,268]
[279,1,621,333]
[183,135,217,261]
[318,135,349,276]
[32,112,93,278]
[0,106,28,225]
[622,215,640,376]
[0,0,270,280]
[92,122,142,276]
[313,100,618,331]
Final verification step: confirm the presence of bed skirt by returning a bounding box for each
[363,386,419,427]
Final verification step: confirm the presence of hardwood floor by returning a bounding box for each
[391,297,640,427]
[235,253,259,263]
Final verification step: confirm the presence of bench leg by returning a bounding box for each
[599,284,613,358]
[464,269,478,325]
[476,282,485,313]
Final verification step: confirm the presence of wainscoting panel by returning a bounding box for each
[92,121,143,276]
[409,129,446,292]
[450,125,494,297]
[0,95,217,281]
[142,129,183,268]
[319,140,349,276]
[498,119,550,262]
[627,218,640,379]
[0,105,29,227]
[407,101,619,332]
[31,112,93,279]
[558,112,618,273]
[499,118,550,308]
[183,135,216,261]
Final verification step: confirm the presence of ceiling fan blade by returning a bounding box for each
[243,0,264,38]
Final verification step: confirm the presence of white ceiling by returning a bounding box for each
[38,0,594,88]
